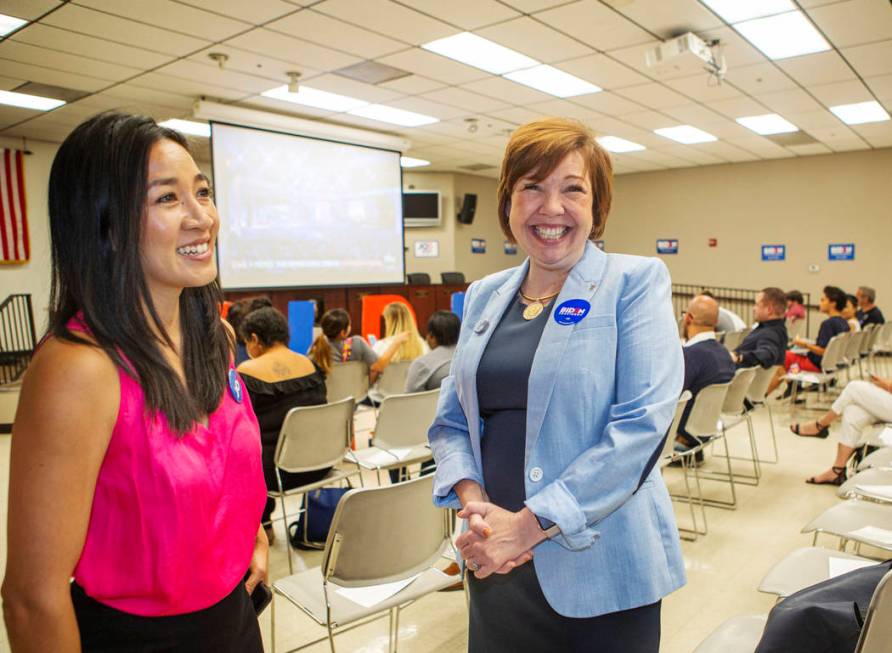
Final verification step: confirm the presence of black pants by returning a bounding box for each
[72,579,262,653]
[468,564,661,653]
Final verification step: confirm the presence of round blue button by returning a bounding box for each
[228,369,243,403]
[554,299,591,325]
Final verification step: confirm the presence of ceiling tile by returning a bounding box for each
[486,106,548,125]
[777,51,857,86]
[243,95,337,119]
[614,83,690,109]
[42,4,210,56]
[664,75,743,102]
[865,74,892,103]
[698,26,767,68]
[477,16,593,64]
[173,0,298,24]
[721,62,798,95]
[609,0,723,37]
[75,0,248,40]
[0,58,108,92]
[0,40,141,83]
[608,40,693,80]
[572,91,644,115]
[706,96,771,119]
[378,74,445,95]
[694,141,760,162]
[188,46,322,84]
[0,104,42,129]
[841,40,892,78]
[808,79,874,106]
[535,1,654,52]
[634,149,698,167]
[460,77,553,105]
[662,103,728,126]
[130,71,249,101]
[0,0,62,20]
[421,87,510,113]
[700,120,761,141]
[226,28,360,72]
[850,120,892,147]
[265,10,406,59]
[805,124,863,144]
[622,110,673,130]
[788,143,833,156]
[825,140,870,151]
[376,97,466,121]
[376,48,488,85]
[299,73,403,103]
[755,88,824,114]
[528,99,606,124]
[0,74,26,90]
[102,84,194,112]
[312,0,457,46]
[783,109,844,130]
[555,54,649,90]
[400,0,520,30]
[155,59,275,93]
[807,0,892,48]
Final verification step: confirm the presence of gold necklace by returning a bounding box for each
[519,289,560,321]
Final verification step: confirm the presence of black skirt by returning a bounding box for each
[71,578,263,653]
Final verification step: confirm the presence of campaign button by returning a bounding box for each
[228,369,243,403]
[554,299,591,325]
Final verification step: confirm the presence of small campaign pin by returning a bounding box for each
[228,369,243,403]
[554,299,591,325]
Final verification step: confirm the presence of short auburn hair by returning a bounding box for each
[496,117,613,243]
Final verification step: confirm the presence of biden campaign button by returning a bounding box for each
[554,299,591,325]
[228,369,243,403]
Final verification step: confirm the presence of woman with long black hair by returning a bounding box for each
[2,112,267,652]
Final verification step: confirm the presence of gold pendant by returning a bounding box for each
[522,301,544,320]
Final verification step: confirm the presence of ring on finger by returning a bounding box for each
[467,559,479,572]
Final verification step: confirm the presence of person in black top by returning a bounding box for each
[731,287,788,369]
[236,307,327,541]
[676,295,736,451]
[856,286,885,328]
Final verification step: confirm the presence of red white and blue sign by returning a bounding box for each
[828,243,855,261]
[761,244,786,261]
[554,299,591,325]
[228,369,243,403]
[471,238,486,254]
[657,239,678,255]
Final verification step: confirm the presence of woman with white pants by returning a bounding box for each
[791,377,892,485]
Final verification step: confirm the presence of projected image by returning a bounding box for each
[211,122,404,289]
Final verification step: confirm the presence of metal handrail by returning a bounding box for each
[1,293,36,386]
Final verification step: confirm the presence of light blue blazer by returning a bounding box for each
[429,241,686,618]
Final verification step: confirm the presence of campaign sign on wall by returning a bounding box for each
[761,244,786,261]
[414,240,439,258]
[656,239,679,254]
[828,243,855,261]
[503,241,518,255]
[471,238,486,254]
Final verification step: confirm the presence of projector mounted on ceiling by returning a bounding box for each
[645,32,726,85]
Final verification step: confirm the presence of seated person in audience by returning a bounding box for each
[856,285,885,327]
[791,374,892,485]
[768,285,850,395]
[406,310,460,393]
[785,290,806,324]
[843,293,861,332]
[700,290,746,332]
[675,295,736,456]
[307,308,406,384]
[226,296,272,365]
[236,307,326,542]
[369,302,428,402]
[731,287,788,369]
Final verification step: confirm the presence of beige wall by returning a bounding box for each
[402,171,456,278]
[607,147,892,306]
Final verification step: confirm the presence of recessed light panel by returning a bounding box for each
[829,101,891,125]
[503,65,601,98]
[0,13,27,37]
[400,156,430,168]
[159,119,211,138]
[597,136,646,153]
[349,104,439,127]
[262,85,369,112]
[0,90,65,111]
[421,32,539,75]
[736,113,798,135]
[734,11,830,60]
[654,125,717,144]
[700,0,794,23]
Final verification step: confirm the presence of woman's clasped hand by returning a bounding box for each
[456,502,540,578]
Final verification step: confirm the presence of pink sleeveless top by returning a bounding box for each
[70,319,266,616]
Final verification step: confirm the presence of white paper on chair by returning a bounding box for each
[335,573,421,608]
[855,484,892,500]
[359,447,413,467]
[828,557,876,578]
[849,525,892,545]
[878,427,892,446]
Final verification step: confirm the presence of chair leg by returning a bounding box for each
[270,592,277,653]
[765,402,779,464]
[275,470,293,575]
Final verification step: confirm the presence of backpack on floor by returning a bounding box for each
[287,487,350,549]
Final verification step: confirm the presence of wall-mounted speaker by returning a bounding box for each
[457,193,477,224]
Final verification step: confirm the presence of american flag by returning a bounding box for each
[0,148,29,264]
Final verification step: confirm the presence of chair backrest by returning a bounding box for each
[661,391,692,460]
[685,381,732,437]
[821,332,848,372]
[376,360,413,399]
[722,366,757,414]
[844,330,865,363]
[274,397,355,473]
[860,324,878,355]
[406,272,431,285]
[321,475,450,587]
[374,389,440,449]
[326,361,369,403]
[879,323,892,350]
[722,329,746,352]
[746,365,782,403]
[855,568,892,653]
[441,271,465,285]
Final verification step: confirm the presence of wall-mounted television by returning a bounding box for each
[403,190,441,228]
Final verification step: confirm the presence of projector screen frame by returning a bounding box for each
[209,119,407,292]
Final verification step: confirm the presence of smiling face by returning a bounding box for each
[140,139,219,304]
[508,150,593,275]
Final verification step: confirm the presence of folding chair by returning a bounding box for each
[722,329,746,353]
[745,365,783,464]
[838,468,892,503]
[802,499,892,555]
[270,397,363,573]
[858,324,878,378]
[692,615,767,653]
[718,367,760,484]
[270,475,457,653]
[660,391,705,539]
[857,446,892,472]
[758,546,875,600]
[842,331,866,384]
[375,360,413,401]
[855,568,892,653]
[785,332,848,417]
[869,323,892,375]
[326,361,369,404]
[347,389,440,485]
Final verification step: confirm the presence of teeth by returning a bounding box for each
[176,242,209,256]
[534,226,568,240]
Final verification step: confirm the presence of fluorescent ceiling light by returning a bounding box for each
[503,65,601,98]
[700,0,794,23]
[0,13,27,36]
[0,89,65,111]
[734,11,830,60]
[597,136,645,153]
[654,125,717,144]
[421,32,539,75]
[262,85,369,112]
[400,156,430,168]
[829,100,891,125]
[349,104,438,127]
[736,113,798,135]
[159,119,211,138]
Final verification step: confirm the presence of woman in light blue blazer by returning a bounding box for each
[428,118,685,652]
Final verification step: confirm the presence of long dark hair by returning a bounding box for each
[47,112,233,434]
[307,308,351,375]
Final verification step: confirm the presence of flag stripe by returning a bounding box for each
[4,151,20,261]
[0,148,29,263]
[15,151,29,261]
[0,152,10,261]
